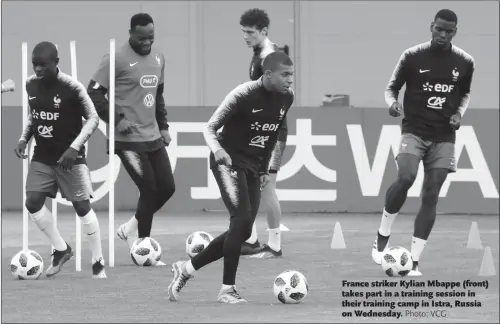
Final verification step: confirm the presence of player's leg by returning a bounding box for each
[57,164,106,278]
[25,161,72,277]
[148,147,176,217]
[168,165,252,303]
[409,142,455,276]
[372,134,424,264]
[115,150,157,248]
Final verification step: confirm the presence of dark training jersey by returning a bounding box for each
[204,79,294,175]
[20,70,99,165]
[249,38,288,143]
[385,41,474,143]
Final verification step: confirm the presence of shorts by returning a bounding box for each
[269,140,287,173]
[397,133,456,173]
[25,161,94,201]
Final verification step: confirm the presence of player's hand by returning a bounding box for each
[449,113,462,130]
[14,141,28,159]
[259,173,270,190]
[389,102,403,117]
[116,119,135,134]
[160,129,171,146]
[214,149,232,166]
[57,147,79,171]
[1,79,15,93]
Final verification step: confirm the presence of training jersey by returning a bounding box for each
[21,70,99,165]
[91,42,166,150]
[204,78,294,174]
[249,38,288,143]
[385,41,474,143]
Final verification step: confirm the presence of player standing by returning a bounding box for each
[239,8,288,258]
[167,52,294,303]
[15,41,105,278]
[372,9,474,276]
[88,13,174,265]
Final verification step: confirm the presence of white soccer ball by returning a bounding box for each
[381,246,413,277]
[273,270,309,304]
[10,249,44,280]
[130,237,162,266]
[186,231,214,258]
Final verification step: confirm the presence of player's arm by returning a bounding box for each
[203,84,248,153]
[155,55,169,130]
[87,54,124,125]
[457,58,475,117]
[384,50,409,107]
[19,107,34,143]
[69,82,100,152]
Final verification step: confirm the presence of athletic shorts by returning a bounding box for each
[397,133,456,173]
[25,161,94,201]
[269,140,287,173]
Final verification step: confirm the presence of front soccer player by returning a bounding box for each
[239,8,288,258]
[167,51,294,304]
[372,9,475,276]
[88,13,174,266]
[15,41,105,278]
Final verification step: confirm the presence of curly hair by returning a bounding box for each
[240,8,270,31]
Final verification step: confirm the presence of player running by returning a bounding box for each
[88,13,174,266]
[238,8,289,259]
[167,51,294,304]
[15,41,105,278]
[371,9,474,276]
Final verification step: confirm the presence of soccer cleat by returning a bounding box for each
[117,223,138,250]
[217,286,248,304]
[167,261,193,302]
[92,258,107,279]
[240,240,261,256]
[247,244,282,259]
[371,232,390,265]
[408,262,422,277]
[46,244,73,277]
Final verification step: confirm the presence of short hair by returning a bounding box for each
[240,8,270,30]
[434,9,458,24]
[262,51,293,72]
[32,41,58,61]
[131,13,154,30]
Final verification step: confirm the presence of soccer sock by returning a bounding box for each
[245,222,258,244]
[80,209,103,263]
[184,260,196,276]
[378,208,398,237]
[29,205,67,251]
[221,284,234,291]
[125,215,139,235]
[411,236,427,262]
[267,228,281,251]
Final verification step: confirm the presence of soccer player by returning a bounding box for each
[167,51,294,303]
[88,13,174,265]
[15,41,105,278]
[372,9,474,276]
[1,79,15,93]
[239,8,288,258]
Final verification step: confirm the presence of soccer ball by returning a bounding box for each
[273,270,309,304]
[381,246,413,277]
[130,237,162,266]
[10,250,44,280]
[186,231,213,258]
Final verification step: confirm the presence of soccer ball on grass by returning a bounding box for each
[381,246,413,277]
[273,270,309,304]
[10,249,44,280]
[130,237,162,266]
[186,231,213,258]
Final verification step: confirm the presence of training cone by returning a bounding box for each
[331,222,346,249]
[479,246,496,277]
[467,221,483,249]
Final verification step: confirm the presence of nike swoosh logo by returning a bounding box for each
[29,96,36,100]
[130,62,138,66]
[252,109,263,113]
[419,69,430,73]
